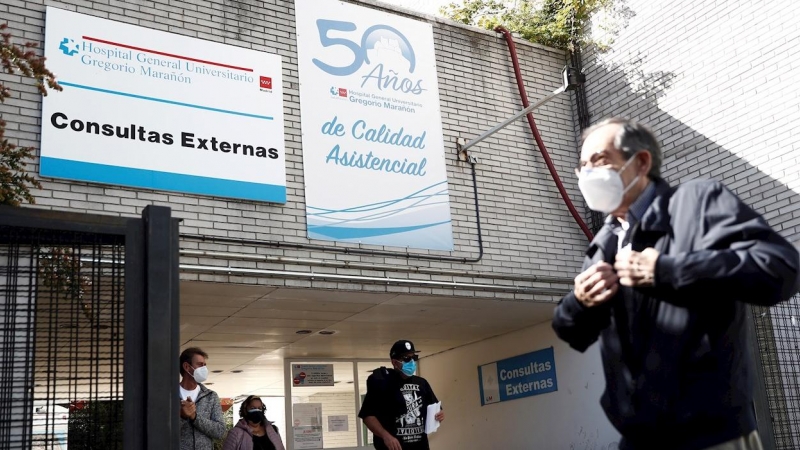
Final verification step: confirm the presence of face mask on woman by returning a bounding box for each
[246,408,265,424]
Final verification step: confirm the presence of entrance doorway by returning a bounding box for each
[180,281,557,449]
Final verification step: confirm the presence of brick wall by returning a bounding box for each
[1,0,587,299]
[581,0,800,244]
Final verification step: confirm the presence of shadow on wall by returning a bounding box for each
[583,53,799,242]
[579,50,800,450]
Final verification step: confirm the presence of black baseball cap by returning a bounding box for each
[390,340,419,359]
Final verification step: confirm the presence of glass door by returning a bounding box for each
[285,359,383,450]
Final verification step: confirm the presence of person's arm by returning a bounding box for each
[192,391,226,440]
[363,416,401,450]
[552,291,613,352]
[426,381,444,422]
[655,181,800,305]
[358,373,402,450]
[552,257,616,353]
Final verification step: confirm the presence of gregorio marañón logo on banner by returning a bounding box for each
[311,20,424,102]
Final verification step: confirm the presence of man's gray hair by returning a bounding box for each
[582,117,662,179]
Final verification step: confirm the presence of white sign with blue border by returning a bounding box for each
[40,7,287,203]
[294,0,454,250]
[478,347,557,406]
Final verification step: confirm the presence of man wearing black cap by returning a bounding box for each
[358,340,445,450]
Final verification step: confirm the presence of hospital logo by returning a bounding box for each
[59,38,79,56]
[259,76,273,92]
[329,87,347,98]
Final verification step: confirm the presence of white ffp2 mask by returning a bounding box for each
[190,366,209,383]
[578,156,640,214]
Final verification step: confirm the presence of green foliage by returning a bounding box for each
[0,22,61,206]
[0,125,40,206]
[67,400,124,449]
[440,0,613,51]
[38,246,92,306]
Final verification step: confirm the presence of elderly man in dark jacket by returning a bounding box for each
[553,117,800,450]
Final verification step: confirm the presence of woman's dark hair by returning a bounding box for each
[239,395,266,418]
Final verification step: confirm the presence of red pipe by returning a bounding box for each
[494,26,594,241]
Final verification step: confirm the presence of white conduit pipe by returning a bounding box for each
[179,249,574,285]
[179,264,569,296]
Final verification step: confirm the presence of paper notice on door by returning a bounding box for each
[327,415,349,432]
[293,403,323,449]
[425,402,441,434]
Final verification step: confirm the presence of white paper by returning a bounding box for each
[293,403,323,449]
[425,402,441,434]
[327,415,349,432]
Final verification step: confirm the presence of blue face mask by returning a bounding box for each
[401,360,417,376]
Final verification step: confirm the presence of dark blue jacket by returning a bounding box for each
[553,179,800,450]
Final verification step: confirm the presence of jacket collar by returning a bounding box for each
[195,383,212,401]
[587,222,617,260]
[235,418,253,435]
[638,178,673,233]
[588,178,672,255]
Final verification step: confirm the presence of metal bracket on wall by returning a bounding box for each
[456,66,585,156]
[455,137,478,164]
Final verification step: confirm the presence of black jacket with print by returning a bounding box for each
[553,178,800,450]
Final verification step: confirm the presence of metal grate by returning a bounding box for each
[0,227,125,450]
[753,294,800,450]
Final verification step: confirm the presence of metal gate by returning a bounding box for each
[0,205,180,449]
[752,295,800,450]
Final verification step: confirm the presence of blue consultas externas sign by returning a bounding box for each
[478,347,557,406]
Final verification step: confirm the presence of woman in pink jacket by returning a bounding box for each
[222,396,285,450]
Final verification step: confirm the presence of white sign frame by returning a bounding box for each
[295,0,453,250]
[40,7,287,203]
[291,364,335,387]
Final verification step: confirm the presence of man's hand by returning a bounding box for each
[574,261,619,307]
[180,397,197,420]
[435,410,444,422]
[382,434,402,450]
[615,248,659,287]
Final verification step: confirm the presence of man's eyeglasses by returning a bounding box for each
[396,355,419,363]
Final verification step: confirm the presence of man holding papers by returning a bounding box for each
[359,340,445,450]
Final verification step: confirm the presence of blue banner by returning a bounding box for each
[478,347,557,406]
